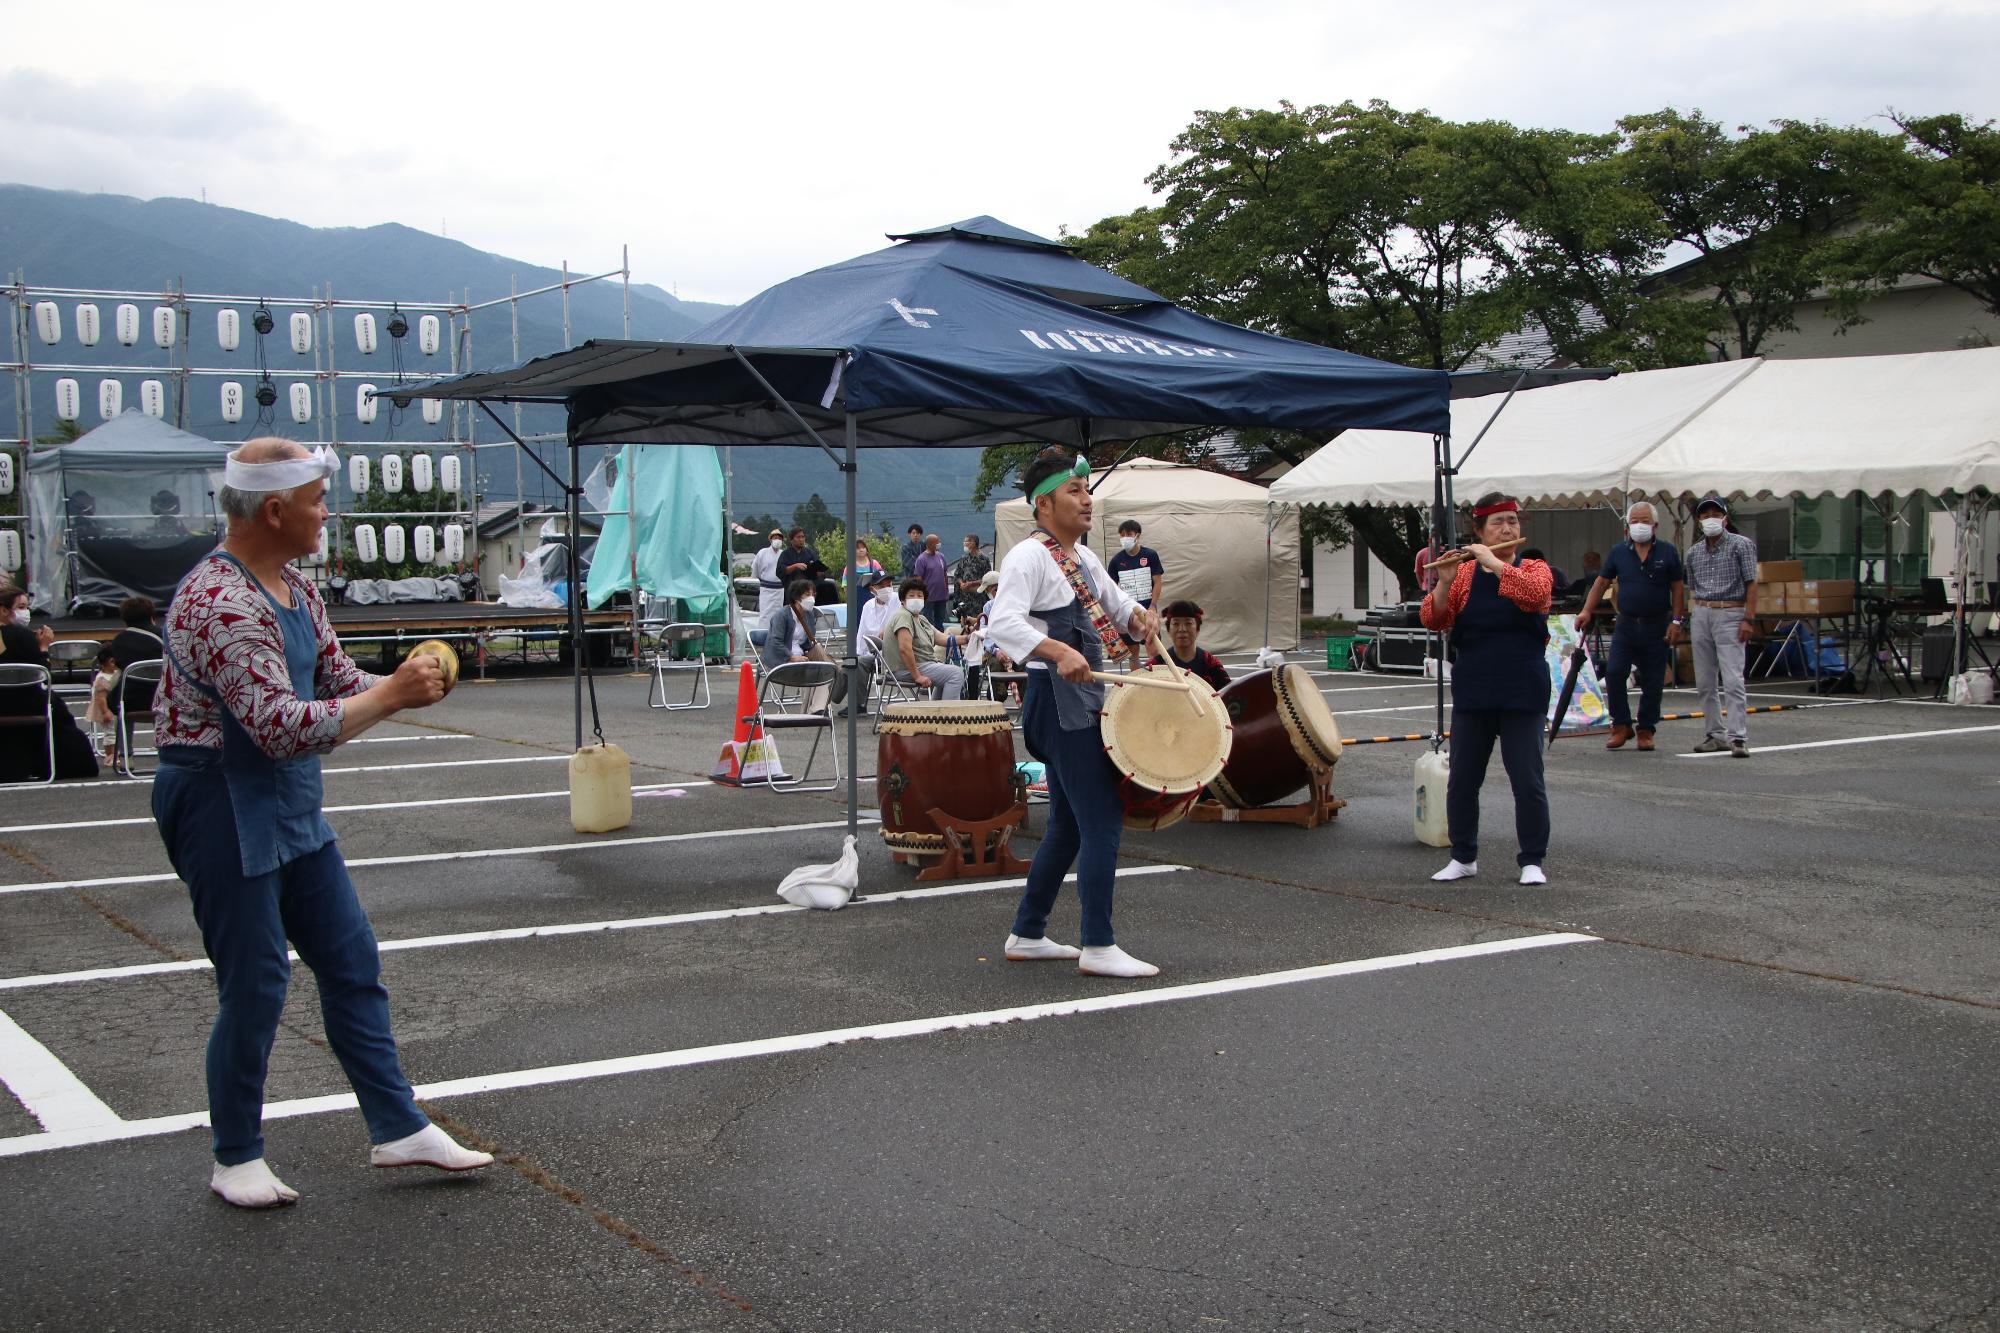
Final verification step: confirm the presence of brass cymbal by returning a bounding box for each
[410,638,460,695]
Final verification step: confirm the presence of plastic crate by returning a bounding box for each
[1325,635,1358,671]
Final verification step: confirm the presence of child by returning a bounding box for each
[86,647,120,764]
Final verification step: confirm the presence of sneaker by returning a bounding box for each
[1691,736,1726,754]
[1730,740,1750,758]
[1519,865,1548,886]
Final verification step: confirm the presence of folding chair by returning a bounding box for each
[45,638,100,703]
[115,658,164,778]
[647,623,714,710]
[741,660,841,792]
[0,663,57,785]
[870,641,921,732]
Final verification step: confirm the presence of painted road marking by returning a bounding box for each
[0,933,1597,1157]
[0,865,1190,991]
[1679,722,2000,756]
[0,1005,123,1133]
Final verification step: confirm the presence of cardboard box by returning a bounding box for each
[1763,583,1788,614]
[1757,560,1804,584]
[1792,579,1855,615]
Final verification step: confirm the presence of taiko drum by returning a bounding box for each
[1209,664,1343,808]
[877,700,1020,856]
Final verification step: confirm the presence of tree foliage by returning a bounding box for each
[1838,111,2000,325]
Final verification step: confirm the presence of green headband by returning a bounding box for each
[1028,455,1090,505]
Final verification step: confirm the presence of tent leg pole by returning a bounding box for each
[569,420,583,752]
[1434,433,1454,749]
[844,413,860,843]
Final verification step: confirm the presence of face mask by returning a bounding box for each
[1701,517,1725,538]
[905,596,926,614]
[874,587,893,603]
[10,608,27,627]
[799,598,815,612]
[1628,522,1654,544]
[770,539,782,550]
[1119,536,1136,551]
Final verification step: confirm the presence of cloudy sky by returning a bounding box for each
[3,0,1994,304]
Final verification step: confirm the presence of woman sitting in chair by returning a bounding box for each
[761,579,837,712]
[0,581,100,781]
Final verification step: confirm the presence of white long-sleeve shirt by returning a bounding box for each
[986,535,1141,669]
[856,592,895,651]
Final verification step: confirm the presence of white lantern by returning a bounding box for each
[380,453,404,494]
[312,525,330,564]
[348,454,371,494]
[140,379,166,418]
[421,397,443,425]
[0,528,20,572]
[289,382,312,423]
[153,306,178,349]
[438,454,462,493]
[115,304,141,346]
[410,453,434,492]
[354,312,378,355]
[99,379,123,419]
[382,523,406,564]
[414,525,437,564]
[419,314,441,356]
[443,523,465,564]
[354,523,379,564]
[289,312,313,355]
[220,381,244,424]
[355,383,378,425]
[217,308,241,351]
[33,301,60,344]
[54,379,82,422]
[0,453,12,496]
[75,303,100,347]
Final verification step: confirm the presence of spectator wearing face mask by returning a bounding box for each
[900,524,925,572]
[1575,502,1685,752]
[1683,494,1758,758]
[887,577,965,700]
[950,534,991,621]
[1106,519,1165,615]
[751,528,786,616]
[842,569,899,716]
[1,581,101,781]
[914,534,950,628]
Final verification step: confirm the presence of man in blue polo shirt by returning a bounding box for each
[1106,520,1165,614]
[1575,500,1686,752]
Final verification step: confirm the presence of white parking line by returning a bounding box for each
[0,751,581,794]
[1678,722,2000,756]
[0,816,881,896]
[0,865,1190,990]
[0,932,1596,1158]
[349,734,474,745]
[0,1004,123,1133]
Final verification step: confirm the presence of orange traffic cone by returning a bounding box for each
[710,662,758,785]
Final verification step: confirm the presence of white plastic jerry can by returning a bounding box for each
[571,742,633,833]
[1414,749,1451,847]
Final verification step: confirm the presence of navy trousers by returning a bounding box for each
[153,760,429,1165]
[1010,672,1122,948]
[1446,708,1550,868]
[1606,623,1670,730]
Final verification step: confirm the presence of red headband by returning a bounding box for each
[1472,499,1519,519]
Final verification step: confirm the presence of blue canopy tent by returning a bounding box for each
[385,217,1451,839]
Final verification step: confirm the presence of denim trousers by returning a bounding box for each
[1605,623,1670,730]
[1011,673,1122,948]
[152,761,429,1165]
[1446,708,1550,868]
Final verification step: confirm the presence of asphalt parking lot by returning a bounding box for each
[2,654,1996,1332]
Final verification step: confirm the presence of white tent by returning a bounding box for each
[994,460,1299,654]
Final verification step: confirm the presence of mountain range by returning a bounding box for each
[0,185,991,538]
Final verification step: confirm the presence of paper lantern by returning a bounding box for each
[438,454,462,493]
[0,453,13,496]
[348,454,370,493]
[54,379,81,422]
[443,523,465,564]
[0,529,20,572]
[354,523,378,563]
[75,303,100,346]
[312,525,330,564]
[414,525,437,564]
[98,379,123,419]
[153,306,177,349]
[382,523,405,564]
[354,312,377,355]
[419,314,440,355]
[289,382,312,423]
[421,397,443,425]
[355,382,379,425]
[115,304,141,346]
[140,379,166,419]
[410,452,434,492]
[220,381,244,424]
[217,308,240,351]
[33,301,60,344]
[380,453,404,494]
[289,312,313,355]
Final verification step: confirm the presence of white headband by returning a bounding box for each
[223,445,337,492]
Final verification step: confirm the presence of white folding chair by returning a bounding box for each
[647,623,714,710]
[115,658,164,778]
[741,660,841,792]
[0,663,57,785]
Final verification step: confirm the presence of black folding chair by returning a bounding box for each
[0,663,57,785]
[741,660,840,792]
[115,658,164,778]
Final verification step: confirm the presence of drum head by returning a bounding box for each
[1100,666,1232,794]
[1273,663,1342,768]
[880,699,1010,734]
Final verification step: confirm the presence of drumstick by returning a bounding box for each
[1146,627,1209,716]
[1090,671,1198,693]
[1423,537,1526,570]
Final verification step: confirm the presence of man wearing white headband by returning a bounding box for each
[152,438,491,1209]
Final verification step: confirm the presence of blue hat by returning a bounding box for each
[1695,493,1730,515]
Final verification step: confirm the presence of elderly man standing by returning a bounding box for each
[750,527,785,618]
[153,439,491,1209]
[1684,493,1758,757]
[1575,502,1686,751]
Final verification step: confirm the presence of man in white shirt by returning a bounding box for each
[750,528,785,617]
[986,451,1161,979]
[838,569,898,718]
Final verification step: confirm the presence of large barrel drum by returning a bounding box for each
[1099,664,1233,831]
[1210,664,1342,809]
[877,700,1018,856]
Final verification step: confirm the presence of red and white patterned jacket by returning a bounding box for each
[1419,558,1555,631]
[155,554,378,759]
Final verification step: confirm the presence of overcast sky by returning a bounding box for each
[3,0,1994,305]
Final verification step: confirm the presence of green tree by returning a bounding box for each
[791,493,839,542]
[736,511,783,554]
[1837,111,2000,324]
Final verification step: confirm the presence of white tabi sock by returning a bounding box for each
[1077,945,1160,978]
[1005,934,1082,961]
[369,1124,495,1172]
[1431,859,1479,882]
[210,1158,300,1209]
[1519,865,1548,886]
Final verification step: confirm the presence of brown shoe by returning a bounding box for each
[1636,729,1655,751]
[1605,723,1632,750]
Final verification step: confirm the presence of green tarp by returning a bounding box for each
[585,444,729,611]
